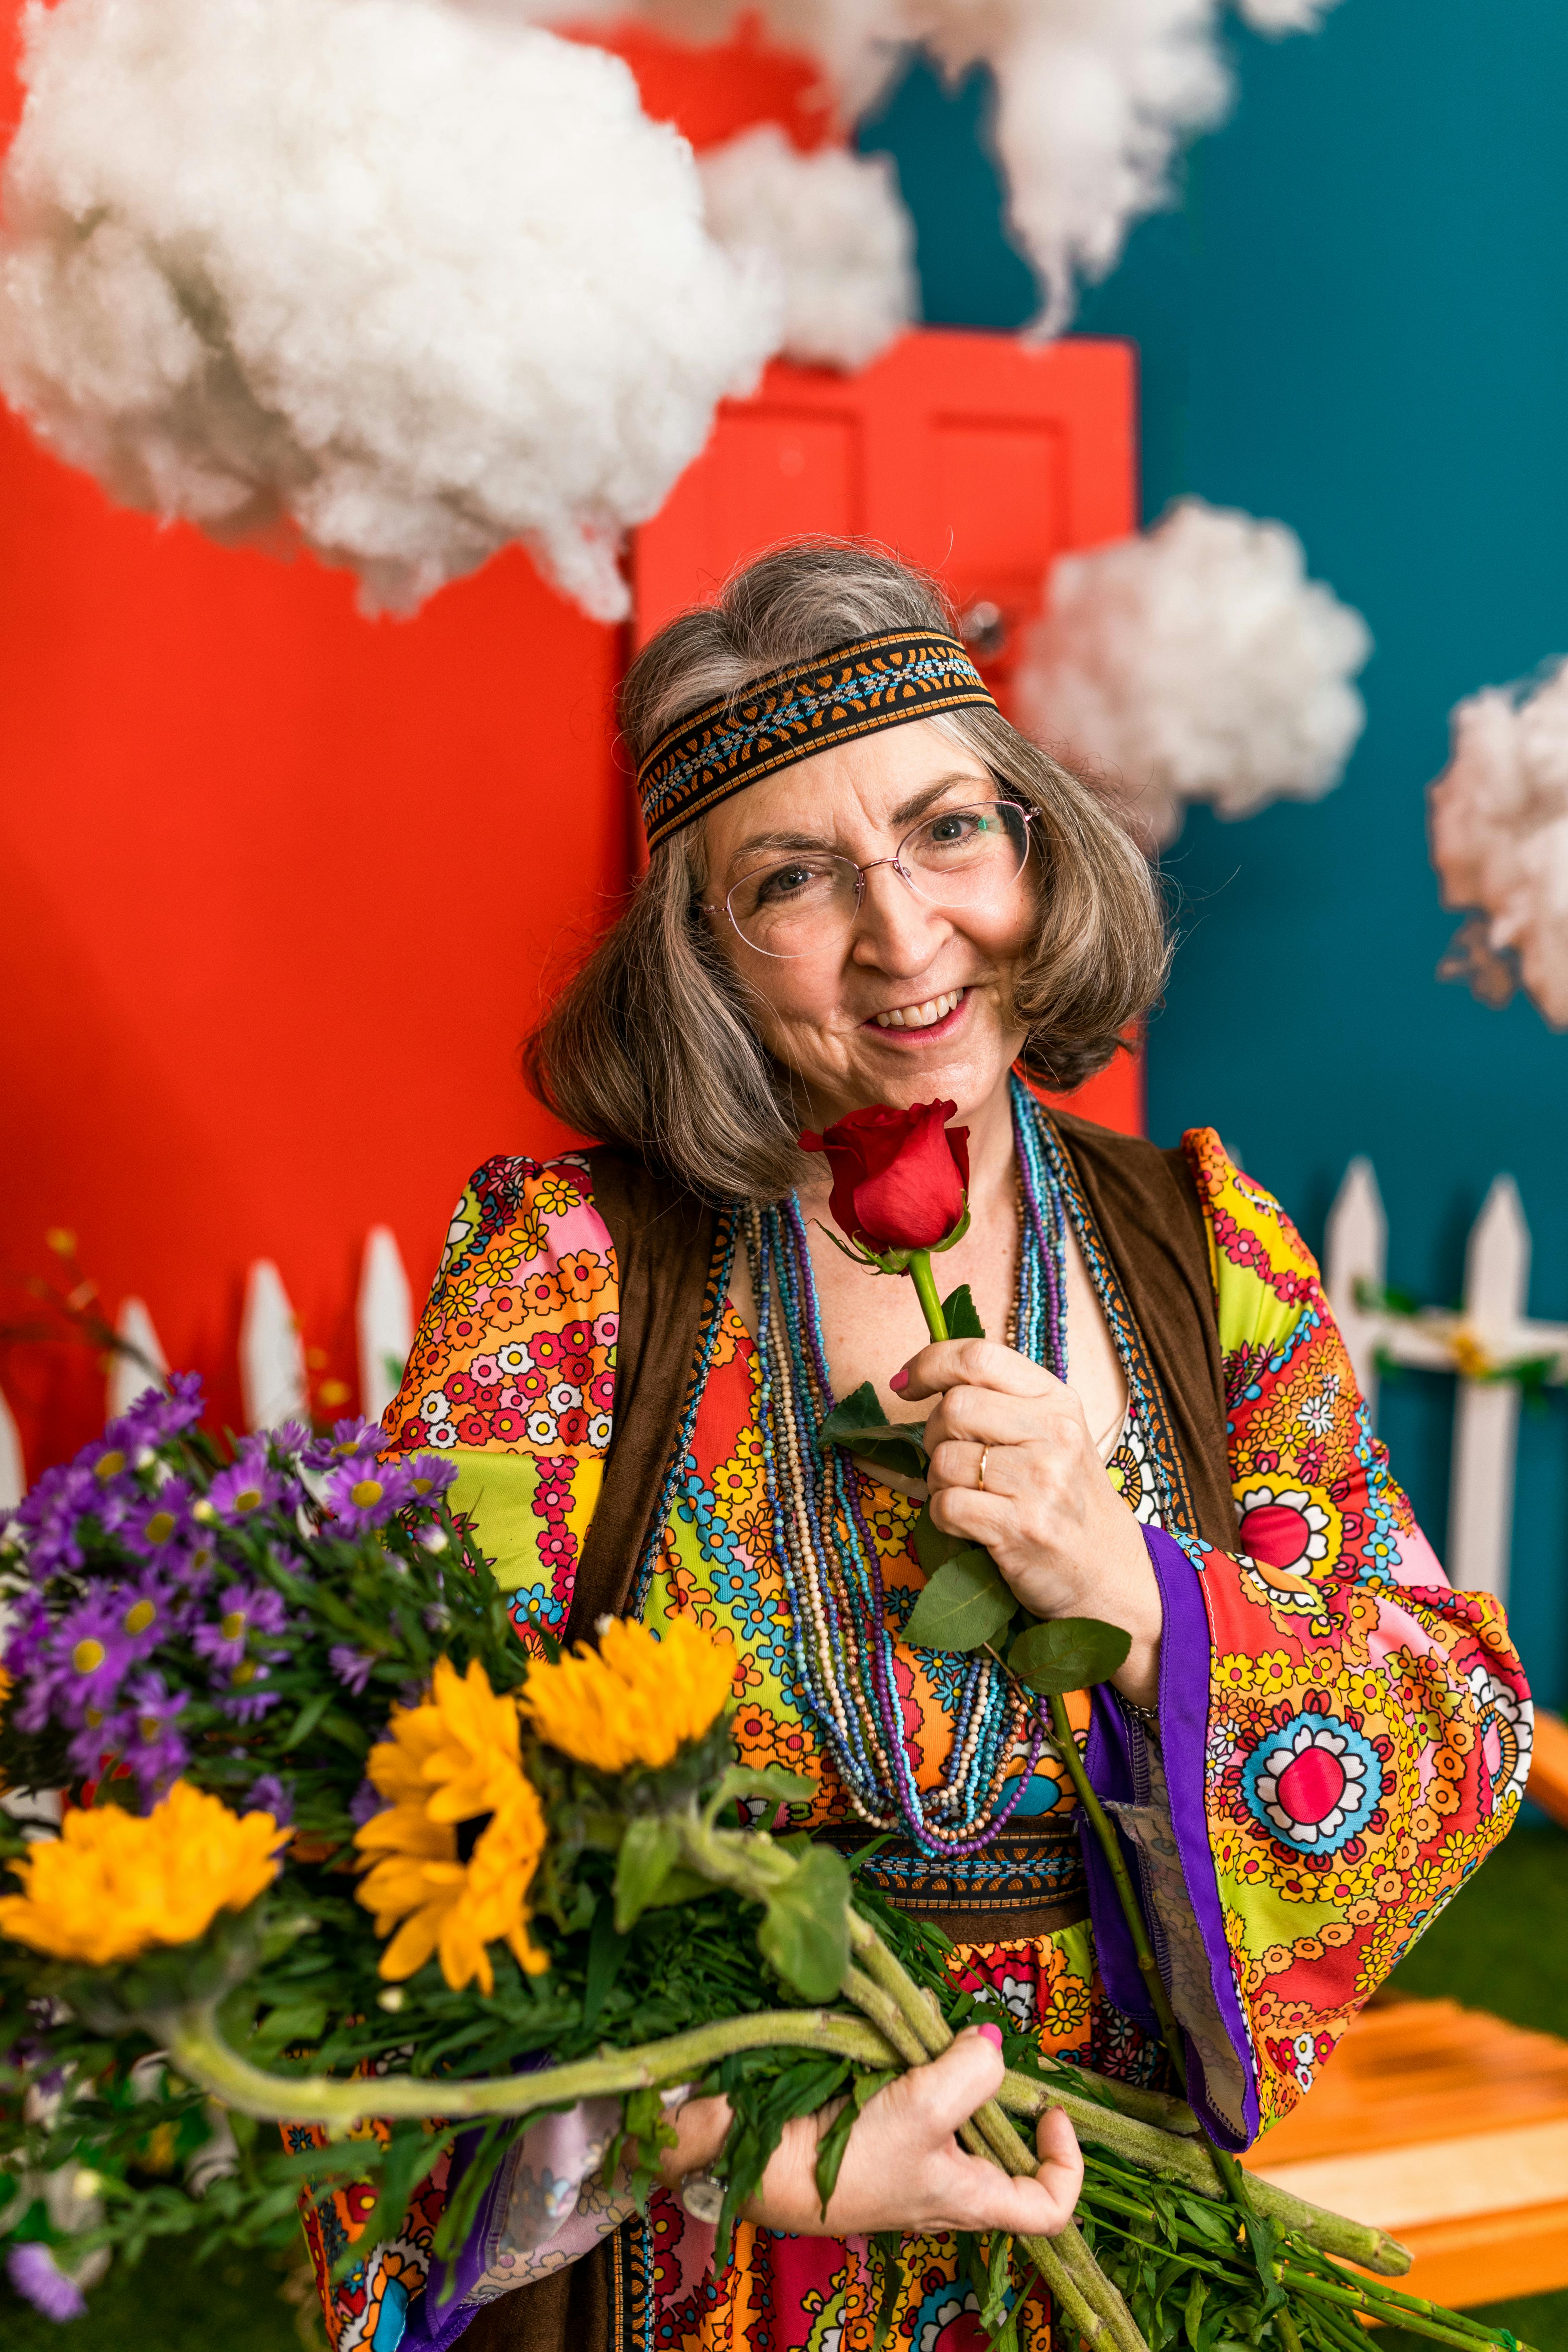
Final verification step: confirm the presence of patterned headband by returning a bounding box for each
[635,628,996,852]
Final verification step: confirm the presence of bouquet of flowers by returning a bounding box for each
[0,1368,1530,2352]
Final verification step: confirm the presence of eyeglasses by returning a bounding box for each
[711,800,1036,960]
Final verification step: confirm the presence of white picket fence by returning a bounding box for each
[1325,1161,1568,1605]
[0,1225,415,1510]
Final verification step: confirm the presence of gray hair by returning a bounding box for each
[525,540,1169,1203]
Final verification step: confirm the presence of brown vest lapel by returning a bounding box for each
[1050,1109,1236,1552]
[566,1147,718,1642]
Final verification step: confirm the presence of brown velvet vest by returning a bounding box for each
[460,1112,1234,2352]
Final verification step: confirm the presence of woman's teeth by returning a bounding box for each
[872,988,964,1031]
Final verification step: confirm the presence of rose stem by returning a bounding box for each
[907,1250,949,1343]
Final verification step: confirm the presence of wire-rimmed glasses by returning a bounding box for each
[712,800,1037,960]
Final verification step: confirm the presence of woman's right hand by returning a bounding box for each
[659,2026,1083,2239]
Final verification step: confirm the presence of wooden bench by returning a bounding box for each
[1242,1994,1568,2307]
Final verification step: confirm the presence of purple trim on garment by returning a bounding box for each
[1077,1527,1259,2151]
[396,2121,516,2349]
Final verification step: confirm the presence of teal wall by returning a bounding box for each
[861,4,1568,1709]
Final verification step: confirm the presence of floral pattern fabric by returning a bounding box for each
[298,1131,1529,2352]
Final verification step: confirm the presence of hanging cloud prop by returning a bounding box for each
[699,127,917,372]
[1428,667,1568,1028]
[0,0,781,620]
[1014,498,1371,847]
[517,1,1342,335]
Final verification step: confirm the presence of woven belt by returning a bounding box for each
[814,1816,1088,1946]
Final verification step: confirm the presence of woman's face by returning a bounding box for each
[700,720,1036,1130]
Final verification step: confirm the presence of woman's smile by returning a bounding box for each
[862,984,971,1041]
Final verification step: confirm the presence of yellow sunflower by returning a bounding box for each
[518,1613,734,1775]
[354,1656,548,1992]
[0,1780,288,1967]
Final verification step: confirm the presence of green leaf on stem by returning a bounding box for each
[912,1503,971,1575]
[902,1549,1016,1653]
[818,1383,930,1480]
[940,1283,986,1340]
[813,2067,896,2217]
[583,1893,627,2028]
[757,1843,851,2002]
[613,1815,682,1933]
[1006,1616,1131,1695]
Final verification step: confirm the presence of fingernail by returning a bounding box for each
[890,1367,910,1392]
[975,2022,1004,2050]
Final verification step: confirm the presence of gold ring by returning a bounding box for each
[976,1446,989,1493]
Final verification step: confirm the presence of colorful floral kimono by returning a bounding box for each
[298,1127,1530,2352]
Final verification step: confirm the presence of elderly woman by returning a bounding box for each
[310,542,1528,2352]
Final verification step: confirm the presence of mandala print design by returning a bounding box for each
[1105,1395,1160,1524]
[1467,1665,1533,1808]
[1243,1710,1382,1853]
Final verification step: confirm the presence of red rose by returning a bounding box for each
[801,1100,970,1252]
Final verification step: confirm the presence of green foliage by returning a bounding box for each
[1008,1616,1133,1695]
[756,1842,851,2001]
[940,1283,986,1338]
[817,1382,931,1480]
[901,1547,1017,1650]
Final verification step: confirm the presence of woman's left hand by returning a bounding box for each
[897,1339,1163,1709]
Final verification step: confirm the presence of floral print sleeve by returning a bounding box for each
[384,1152,619,1646]
[1087,1130,1532,2151]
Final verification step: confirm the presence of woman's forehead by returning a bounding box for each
[702,721,992,863]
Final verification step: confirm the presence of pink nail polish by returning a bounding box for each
[975,2022,1004,2050]
[890,1367,909,1392]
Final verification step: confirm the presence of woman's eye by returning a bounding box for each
[757,862,818,902]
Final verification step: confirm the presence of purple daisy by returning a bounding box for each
[404,1452,457,1505]
[8,2241,87,2322]
[303,1416,387,1472]
[320,1456,415,1535]
[13,1458,96,1578]
[194,1584,288,1672]
[114,1672,190,1801]
[222,1675,282,1725]
[44,1593,134,1725]
[328,1644,375,1696]
[244,1772,295,1825]
[206,1442,284,1523]
[347,1777,387,1827]
[106,1369,204,1454]
[118,1478,196,1563]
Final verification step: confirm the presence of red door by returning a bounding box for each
[632,329,1145,1136]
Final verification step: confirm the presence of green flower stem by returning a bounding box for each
[1281,2263,1539,2352]
[149,1998,899,2132]
[908,1251,949,1344]
[999,2074,1409,2278]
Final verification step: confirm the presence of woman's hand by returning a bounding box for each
[897,1338,1162,1709]
[659,2027,1082,2239]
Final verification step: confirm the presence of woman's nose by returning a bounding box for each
[849,860,949,972]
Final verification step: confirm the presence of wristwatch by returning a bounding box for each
[678,2168,725,2226]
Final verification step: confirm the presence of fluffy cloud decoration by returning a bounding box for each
[0,0,781,620]
[1014,498,1372,847]
[1428,667,1568,1028]
[517,1,1340,335]
[699,127,917,372]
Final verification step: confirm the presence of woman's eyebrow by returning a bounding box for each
[729,773,990,864]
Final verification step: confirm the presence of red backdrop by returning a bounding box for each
[0,12,1139,1482]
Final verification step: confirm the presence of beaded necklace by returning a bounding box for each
[741,1074,1085,1857]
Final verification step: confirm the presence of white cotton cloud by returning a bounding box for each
[699,127,917,372]
[0,0,781,621]
[516,1,1335,335]
[1014,498,1372,847]
[1233,0,1346,32]
[1428,667,1568,1030]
